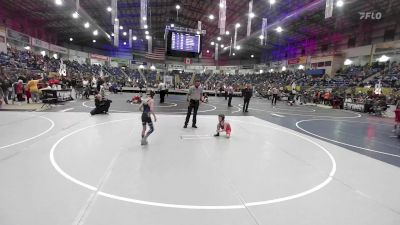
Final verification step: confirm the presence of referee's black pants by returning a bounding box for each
[185,100,200,126]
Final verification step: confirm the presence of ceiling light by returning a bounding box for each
[107,7,112,12]
[378,55,389,62]
[171,24,175,27]
[211,41,215,46]
[40,51,46,56]
[142,17,147,21]
[209,14,215,20]
[249,12,255,18]
[144,24,148,29]
[145,35,151,40]
[276,26,283,33]
[123,32,127,36]
[145,31,149,35]
[119,26,123,30]
[282,66,287,71]
[133,36,137,40]
[221,44,225,48]
[93,40,96,43]
[269,0,276,4]
[84,22,90,29]
[232,53,236,56]
[176,5,180,10]
[219,2,224,8]
[236,45,241,50]
[72,12,79,19]
[269,69,274,72]
[55,0,62,6]
[259,35,264,40]
[123,42,127,45]
[93,30,98,36]
[139,65,144,69]
[150,65,156,70]
[225,31,230,35]
[196,31,201,35]
[206,50,210,53]
[298,65,305,70]
[235,23,241,28]
[24,46,31,50]
[69,37,73,41]
[111,33,115,37]
[336,0,344,7]
[217,37,221,41]
[251,54,254,58]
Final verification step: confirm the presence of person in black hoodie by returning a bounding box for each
[90,94,112,115]
[242,84,253,113]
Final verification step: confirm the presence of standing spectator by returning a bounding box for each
[0,78,9,104]
[242,84,253,113]
[27,76,41,103]
[158,81,166,103]
[271,86,279,105]
[184,80,203,128]
[0,84,4,107]
[227,84,234,107]
[16,80,24,102]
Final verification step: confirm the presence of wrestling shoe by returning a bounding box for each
[214,133,220,137]
[183,124,188,128]
[192,125,198,128]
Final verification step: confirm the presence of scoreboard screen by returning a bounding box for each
[170,32,201,53]
[166,30,202,58]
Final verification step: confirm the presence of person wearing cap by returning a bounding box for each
[184,79,203,128]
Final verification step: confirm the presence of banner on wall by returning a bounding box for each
[6,29,29,43]
[221,66,239,70]
[111,57,129,66]
[49,44,68,54]
[31,38,49,49]
[168,64,184,70]
[240,65,254,70]
[204,66,217,71]
[374,40,400,54]
[90,54,109,61]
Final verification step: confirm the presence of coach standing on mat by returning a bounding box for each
[184,79,203,128]
[242,84,253,112]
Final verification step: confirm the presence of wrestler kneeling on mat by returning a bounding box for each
[214,114,231,138]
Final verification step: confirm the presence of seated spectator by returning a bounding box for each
[90,94,112,115]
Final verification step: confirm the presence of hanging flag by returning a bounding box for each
[218,0,226,35]
[113,19,119,47]
[229,37,233,56]
[140,0,148,29]
[325,0,334,19]
[183,58,193,64]
[261,18,268,45]
[215,43,219,61]
[58,59,66,77]
[129,29,132,48]
[111,0,117,25]
[147,36,152,53]
[247,0,253,37]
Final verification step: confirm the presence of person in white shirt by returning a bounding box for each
[227,85,234,107]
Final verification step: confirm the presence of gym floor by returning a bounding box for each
[0,93,399,225]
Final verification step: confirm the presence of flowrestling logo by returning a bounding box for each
[359,12,382,20]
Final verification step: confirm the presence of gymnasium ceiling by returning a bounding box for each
[1,0,399,59]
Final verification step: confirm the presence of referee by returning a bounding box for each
[184,79,203,128]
